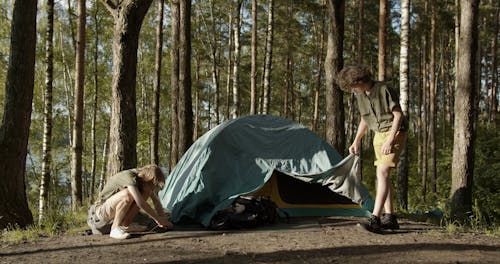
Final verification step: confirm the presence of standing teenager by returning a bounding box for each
[337,65,408,233]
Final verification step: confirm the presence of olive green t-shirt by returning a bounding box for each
[96,169,138,205]
[355,82,407,133]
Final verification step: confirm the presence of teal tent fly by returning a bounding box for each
[159,115,374,227]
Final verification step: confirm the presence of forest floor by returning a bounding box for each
[0,216,499,264]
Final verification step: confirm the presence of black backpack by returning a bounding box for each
[209,196,284,230]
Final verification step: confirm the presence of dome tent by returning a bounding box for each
[159,115,374,227]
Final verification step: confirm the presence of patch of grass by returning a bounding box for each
[1,207,88,247]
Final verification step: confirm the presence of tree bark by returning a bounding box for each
[71,0,86,211]
[451,0,478,221]
[325,0,345,154]
[177,0,193,156]
[170,0,180,168]
[90,2,100,204]
[312,1,325,133]
[429,3,437,194]
[151,0,164,165]
[378,0,387,81]
[103,0,153,176]
[231,0,242,119]
[39,0,55,224]
[262,0,274,115]
[397,0,410,211]
[250,0,258,115]
[0,0,37,229]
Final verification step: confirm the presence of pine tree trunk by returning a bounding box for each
[90,2,99,204]
[378,0,387,81]
[0,0,37,229]
[451,0,479,221]
[71,0,86,211]
[177,0,193,156]
[312,1,325,133]
[170,0,180,168]
[39,0,55,224]
[325,0,345,154]
[250,0,258,115]
[151,0,164,165]
[104,0,153,176]
[429,4,437,194]
[262,0,274,115]
[490,3,498,122]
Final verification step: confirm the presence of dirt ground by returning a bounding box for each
[1,217,499,264]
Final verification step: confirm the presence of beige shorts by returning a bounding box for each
[95,199,116,222]
[373,131,407,167]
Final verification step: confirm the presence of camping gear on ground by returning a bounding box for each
[159,115,374,227]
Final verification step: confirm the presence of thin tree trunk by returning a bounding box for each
[250,0,257,115]
[312,0,325,133]
[177,0,193,156]
[231,0,242,119]
[71,0,86,211]
[225,1,233,120]
[397,0,410,211]
[262,0,274,115]
[0,0,37,229]
[451,0,478,221]
[151,0,164,165]
[429,3,437,194]
[39,0,55,224]
[103,0,153,176]
[378,0,387,81]
[325,0,345,153]
[170,0,180,168]
[90,1,99,204]
[490,2,498,122]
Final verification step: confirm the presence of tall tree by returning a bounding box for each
[89,1,101,203]
[262,0,274,115]
[489,1,498,123]
[39,0,55,224]
[325,0,345,153]
[231,0,242,119]
[103,0,153,176]
[71,0,86,211]
[429,2,437,194]
[151,0,165,165]
[170,0,180,168]
[378,0,387,81]
[177,0,193,156]
[0,0,37,229]
[397,0,410,211]
[312,0,326,132]
[451,0,479,221]
[249,0,258,115]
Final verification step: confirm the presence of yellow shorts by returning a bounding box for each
[373,131,407,167]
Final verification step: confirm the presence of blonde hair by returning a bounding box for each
[136,164,166,190]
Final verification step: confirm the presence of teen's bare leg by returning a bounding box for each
[372,164,391,217]
[102,189,135,230]
[121,184,153,226]
[384,179,394,215]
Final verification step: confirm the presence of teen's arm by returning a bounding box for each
[127,185,172,228]
[381,105,403,155]
[349,118,369,155]
[150,191,174,228]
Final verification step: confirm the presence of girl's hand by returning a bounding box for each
[381,140,393,155]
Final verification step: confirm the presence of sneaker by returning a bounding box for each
[110,227,131,239]
[122,223,148,233]
[361,215,383,234]
[381,214,400,230]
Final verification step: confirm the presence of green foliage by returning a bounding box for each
[1,207,87,246]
